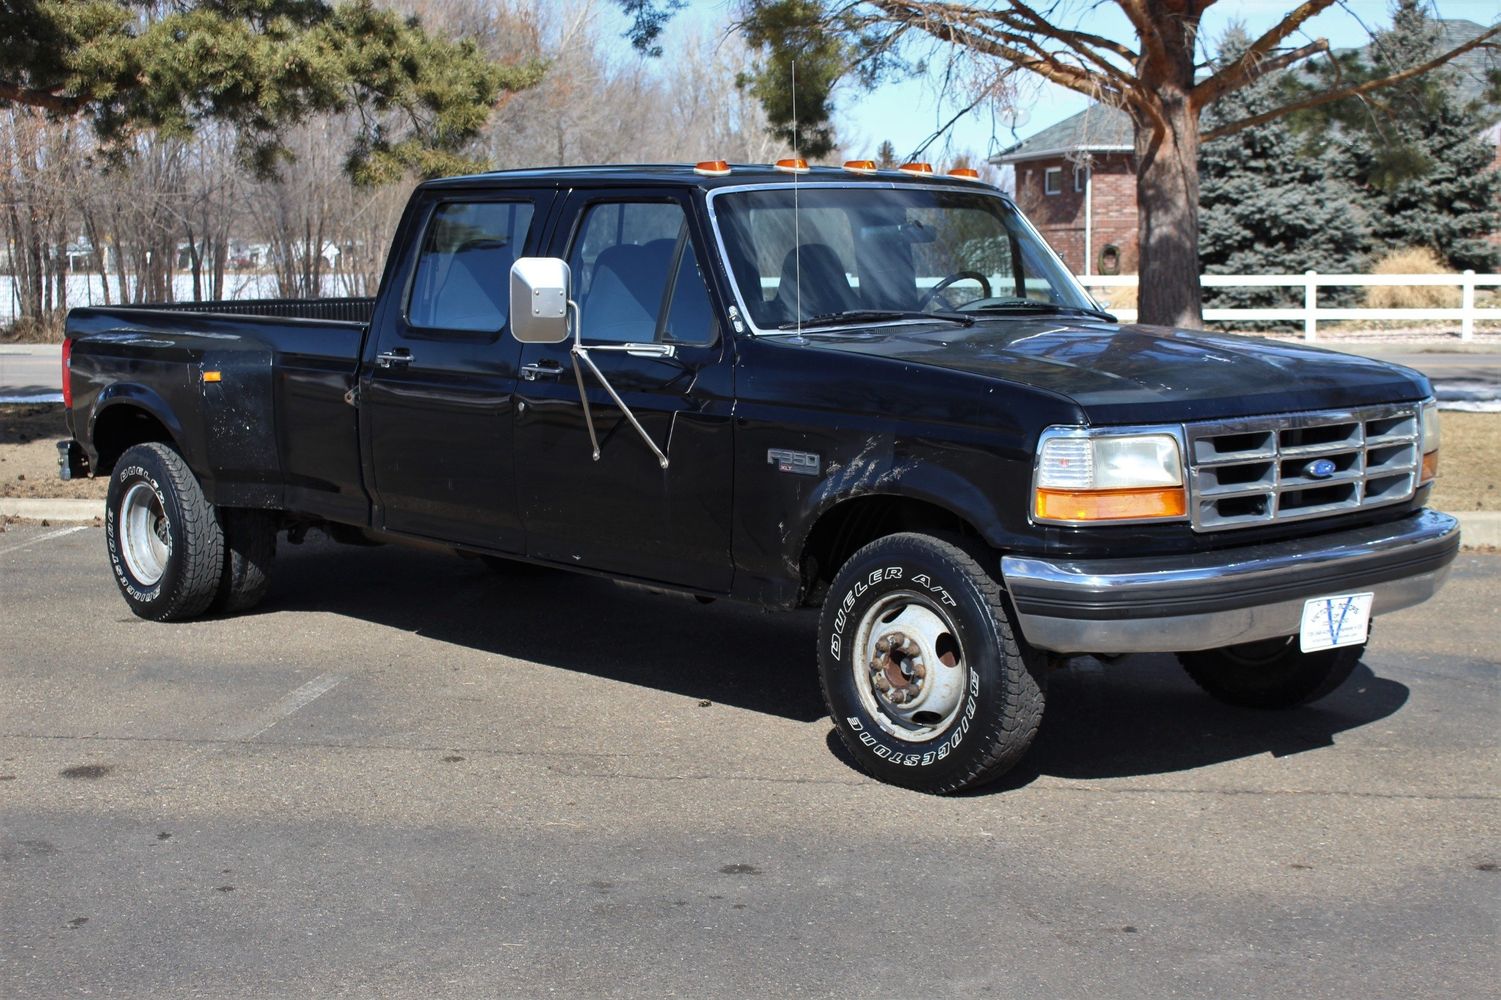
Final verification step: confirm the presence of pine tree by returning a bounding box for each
[1289,0,1500,271]
[0,1,545,182]
[1199,29,1370,311]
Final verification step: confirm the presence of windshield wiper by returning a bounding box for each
[777,309,974,330]
[968,301,1117,322]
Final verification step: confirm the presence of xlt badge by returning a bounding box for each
[768,448,821,477]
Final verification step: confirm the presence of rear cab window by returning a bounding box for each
[406,200,536,334]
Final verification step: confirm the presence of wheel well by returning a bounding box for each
[799,495,979,606]
[92,405,175,474]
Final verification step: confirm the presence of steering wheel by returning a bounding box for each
[917,270,992,310]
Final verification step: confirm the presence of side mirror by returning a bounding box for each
[509,257,571,344]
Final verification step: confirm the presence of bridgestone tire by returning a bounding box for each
[818,533,1046,794]
[212,508,278,613]
[1177,636,1364,709]
[105,443,224,622]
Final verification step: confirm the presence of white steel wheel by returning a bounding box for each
[850,591,969,743]
[119,480,171,586]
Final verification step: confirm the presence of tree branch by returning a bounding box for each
[1114,0,1168,72]
[0,82,89,115]
[871,1,1135,103]
[1202,24,1501,141]
[1193,38,1329,106]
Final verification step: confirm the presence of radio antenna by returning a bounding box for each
[792,57,803,342]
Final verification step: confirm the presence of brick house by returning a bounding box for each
[990,104,1138,277]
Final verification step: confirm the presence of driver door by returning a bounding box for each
[512,192,735,591]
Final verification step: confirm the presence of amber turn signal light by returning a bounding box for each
[774,158,810,174]
[1034,486,1187,523]
[898,162,934,174]
[694,160,731,176]
[1421,450,1439,483]
[843,160,878,174]
[202,371,222,383]
[948,167,981,180]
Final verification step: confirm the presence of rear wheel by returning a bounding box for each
[106,443,224,622]
[212,508,278,613]
[1177,636,1364,709]
[818,533,1046,794]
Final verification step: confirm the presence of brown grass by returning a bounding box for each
[0,314,68,344]
[1364,247,1461,310]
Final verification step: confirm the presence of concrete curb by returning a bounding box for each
[1455,511,1501,548]
[3,497,1499,547]
[0,498,102,523]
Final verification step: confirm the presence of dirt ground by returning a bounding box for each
[2,403,1497,511]
[1,404,108,500]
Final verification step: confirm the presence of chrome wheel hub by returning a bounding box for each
[119,481,170,586]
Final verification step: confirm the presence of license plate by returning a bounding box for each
[1299,593,1374,653]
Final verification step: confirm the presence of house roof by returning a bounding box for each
[991,18,1499,166]
[989,103,1133,165]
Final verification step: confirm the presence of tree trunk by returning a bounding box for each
[1133,86,1203,329]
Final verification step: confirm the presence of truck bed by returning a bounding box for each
[66,303,371,525]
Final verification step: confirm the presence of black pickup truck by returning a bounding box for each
[60,163,1459,793]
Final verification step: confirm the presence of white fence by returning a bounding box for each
[0,273,356,325]
[1079,271,1501,341]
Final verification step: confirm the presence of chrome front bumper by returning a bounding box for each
[1001,509,1460,654]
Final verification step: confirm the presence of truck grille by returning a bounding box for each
[1186,404,1421,532]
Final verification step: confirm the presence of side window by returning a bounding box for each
[568,200,716,346]
[407,200,534,333]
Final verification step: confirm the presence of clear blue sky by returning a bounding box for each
[600,0,1498,163]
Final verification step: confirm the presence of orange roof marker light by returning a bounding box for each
[843,159,878,174]
[949,167,982,180]
[694,160,732,177]
[774,157,810,174]
[898,162,934,175]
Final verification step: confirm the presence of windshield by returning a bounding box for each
[710,185,1095,331]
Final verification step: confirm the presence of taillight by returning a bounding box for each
[61,337,73,409]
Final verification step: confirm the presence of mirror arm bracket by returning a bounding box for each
[569,300,671,470]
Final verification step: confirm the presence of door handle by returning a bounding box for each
[375,349,413,369]
[521,361,565,381]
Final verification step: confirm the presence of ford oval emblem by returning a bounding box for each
[1306,458,1338,479]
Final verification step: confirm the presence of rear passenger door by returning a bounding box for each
[513,190,735,591]
[362,190,555,550]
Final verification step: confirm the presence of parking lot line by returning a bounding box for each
[0,524,87,557]
[231,672,346,740]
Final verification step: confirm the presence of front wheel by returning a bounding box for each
[1176,636,1364,709]
[818,533,1046,794]
[105,443,224,622]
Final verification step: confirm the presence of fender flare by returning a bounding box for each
[88,383,195,471]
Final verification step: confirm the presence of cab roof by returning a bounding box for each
[418,163,1004,194]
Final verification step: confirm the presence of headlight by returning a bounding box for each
[1034,427,1187,524]
[1420,399,1439,483]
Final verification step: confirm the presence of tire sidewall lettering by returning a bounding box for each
[107,460,174,605]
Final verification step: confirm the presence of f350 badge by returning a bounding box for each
[768,448,821,477]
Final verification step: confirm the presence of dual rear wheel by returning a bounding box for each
[106,443,277,622]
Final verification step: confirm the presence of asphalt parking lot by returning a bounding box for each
[2,525,1497,999]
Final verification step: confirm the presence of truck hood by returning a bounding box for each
[797,317,1431,422]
